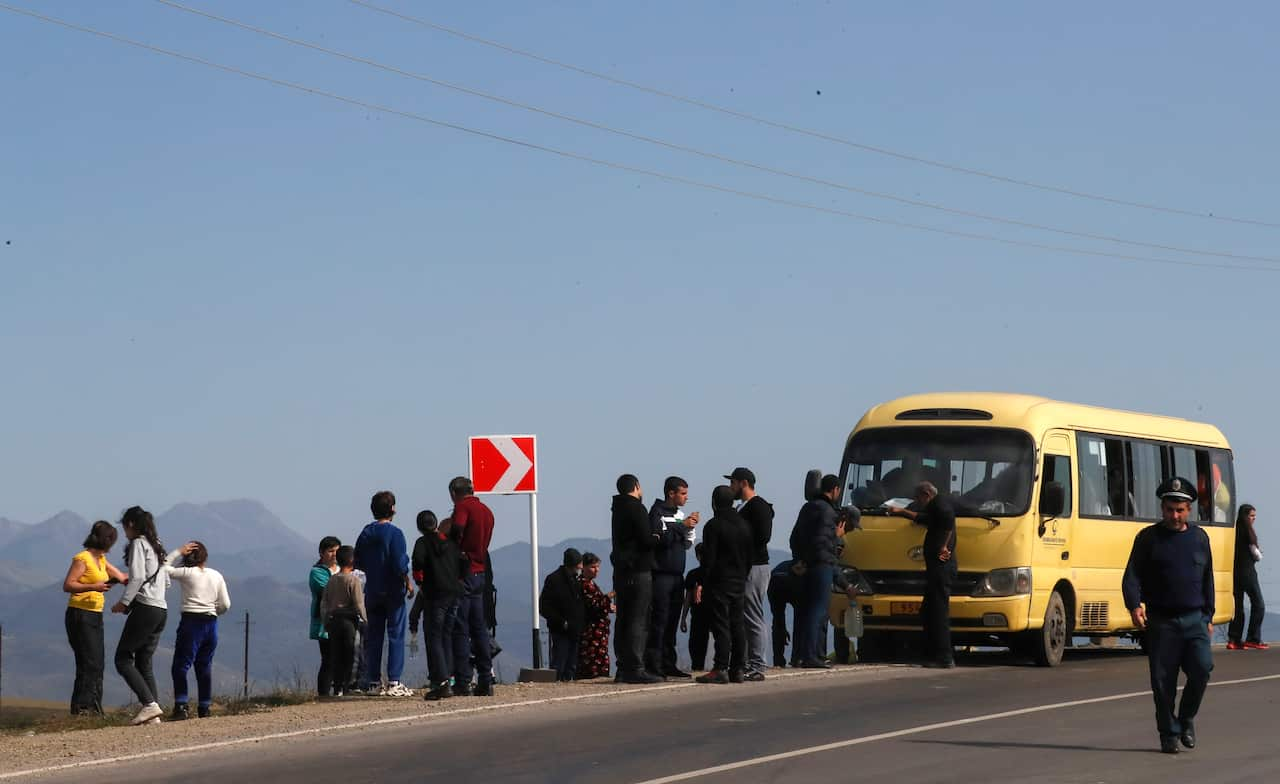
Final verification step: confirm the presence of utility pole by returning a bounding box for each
[1,622,5,717]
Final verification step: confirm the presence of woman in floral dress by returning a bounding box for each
[576,552,615,679]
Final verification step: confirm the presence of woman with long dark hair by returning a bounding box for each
[62,520,128,715]
[110,506,169,725]
[310,536,341,696]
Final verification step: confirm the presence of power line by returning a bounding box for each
[348,0,1280,231]
[2,3,1276,276]
[153,1,1280,265]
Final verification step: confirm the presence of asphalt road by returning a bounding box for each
[22,647,1280,783]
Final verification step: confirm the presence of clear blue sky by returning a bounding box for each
[2,2,1277,597]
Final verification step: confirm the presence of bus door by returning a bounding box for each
[1037,434,1074,561]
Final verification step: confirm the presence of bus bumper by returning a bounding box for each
[829,593,1032,633]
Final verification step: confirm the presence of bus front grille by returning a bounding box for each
[863,570,983,596]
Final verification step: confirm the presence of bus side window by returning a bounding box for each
[1126,441,1162,520]
[1077,435,1112,516]
[1171,446,1211,523]
[1209,450,1235,525]
[1041,455,1072,517]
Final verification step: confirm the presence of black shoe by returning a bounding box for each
[800,659,832,669]
[745,671,766,682]
[644,670,668,682]
[620,671,663,684]
[696,670,729,684]
[452,682,473,697]
[170,704,189,721]
[474,682,493,697]
[728,670,746,684]
[197,705,210,719]
[1179,724,1196,750]
[922,659,956,669]
[1160,736,1180,754]
[425,684,452,702]
[663,668,693,679]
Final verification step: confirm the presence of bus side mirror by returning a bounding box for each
[1039,482,1066,518]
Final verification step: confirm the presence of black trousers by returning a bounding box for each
[920,558,956,664]
[65,607,105,715]
[646,573,684,673]
[688,605,711,670]
[1146,610,1213,739]
[613,570,652,676]
[326,616,358,694]
[1229,564,1266,644]
[316,638,332,696]
[708,584,747,674]
[549,630,580,681]
[115,603,166,705]
[768,587,790,667]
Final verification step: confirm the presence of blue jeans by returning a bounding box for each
[794,566,833,664]
[550,631,579,680]
[171,613,218,708]
[425,597,458,687]
[363,592,407,687]
[452,573,493,686]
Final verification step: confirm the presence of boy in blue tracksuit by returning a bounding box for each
[353,490,415,696]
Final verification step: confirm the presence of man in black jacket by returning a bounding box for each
[610,474,662,684]
[696,485,754,684]
[411,512,466,701]
[539,548,585,682]
[728,467,774,681]
[890,481,957,668]
[647,476,698,678]
[789,474,854,669]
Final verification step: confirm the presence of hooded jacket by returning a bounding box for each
[789,498,849,589]
[650,498,692,576]
[539,565,586,635]
[611,493,655,574]
[702,507,754,592]
[411,532,466,601]
[739,495,775,566]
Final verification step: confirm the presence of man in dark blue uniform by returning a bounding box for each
[1122,476,1215,754]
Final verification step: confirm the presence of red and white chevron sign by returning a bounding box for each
[468,435,537,494]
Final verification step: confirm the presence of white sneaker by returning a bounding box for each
[132,702,163,725]
[383,681,414,697]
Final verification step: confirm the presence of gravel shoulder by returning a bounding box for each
[0,665,919,778]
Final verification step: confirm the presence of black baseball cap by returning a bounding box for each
[723,467,756,485]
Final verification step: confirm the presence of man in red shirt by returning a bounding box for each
[449,476,496,696]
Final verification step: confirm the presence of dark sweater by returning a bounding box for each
[739,496,775,566]
[539,565,585,635]
[452,495,495,575]
[789,498,849,590]
[411,532,465,601]
[611,494,655,574]
[1122,523,1215,616]
[702,508,753,592]
[649,499,691,576]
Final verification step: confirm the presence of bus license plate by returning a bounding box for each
[891,601,922,616]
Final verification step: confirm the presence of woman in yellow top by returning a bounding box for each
[62,520,128,715]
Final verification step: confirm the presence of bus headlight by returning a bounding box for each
[970,567,1032,597]
[835,566,874,595]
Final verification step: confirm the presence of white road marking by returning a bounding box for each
[0,665,887,780]
[631,673,1280,784]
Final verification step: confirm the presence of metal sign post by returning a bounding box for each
[468,435,540,670]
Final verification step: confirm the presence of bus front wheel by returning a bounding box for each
[1028,591,1068,667]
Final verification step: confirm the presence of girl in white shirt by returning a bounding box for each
[110,506,169,725]
[165,541,231,720]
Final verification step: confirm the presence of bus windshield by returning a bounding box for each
[842,427,1035,516]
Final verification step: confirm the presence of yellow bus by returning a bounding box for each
[829,392,1236,666]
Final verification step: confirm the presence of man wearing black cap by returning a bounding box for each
[1122,476,1215,754]
[727,467,774,681]
[539,548,585,682]
[696,485,754,684]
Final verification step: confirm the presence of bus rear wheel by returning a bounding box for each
[1027,590,1068,667]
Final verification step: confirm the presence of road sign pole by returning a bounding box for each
[529,492,542,669]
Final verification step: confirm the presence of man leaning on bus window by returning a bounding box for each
[889,481,957,669]
[1121,477,1214,755]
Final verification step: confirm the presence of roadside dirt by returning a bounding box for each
[0,665,905,778]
